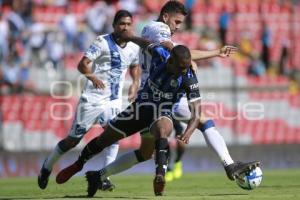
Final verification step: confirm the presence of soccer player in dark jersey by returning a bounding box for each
[55,37,201,197]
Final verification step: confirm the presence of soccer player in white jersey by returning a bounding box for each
[37,10,141,190]
[92,1,259,185]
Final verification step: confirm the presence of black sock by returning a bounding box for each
[175,146,185,163]
[155,138,169,176]
[77,136,104,167]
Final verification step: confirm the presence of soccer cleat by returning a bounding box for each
[99,178,115,191]
[173,161,183,179]
[165,171,174,182]
[56,161,83,184]
[225,161,260,181]
[153,174,166,196]
[37,166,51,189]
[86,171,101,197]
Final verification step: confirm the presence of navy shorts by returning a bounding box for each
[108,101,173,137]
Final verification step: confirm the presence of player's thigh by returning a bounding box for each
[139,130,155,159]
[149,115,173,138]
[68,101,103,138]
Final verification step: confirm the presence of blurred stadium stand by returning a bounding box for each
[1,0,300,177]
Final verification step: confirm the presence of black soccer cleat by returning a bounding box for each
[153,174,166,196]
[225,161,260,181]
[86,171,101,197]
[99,178,115,191]
[38,166,51,189]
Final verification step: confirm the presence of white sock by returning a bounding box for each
[103,143,119,167]
[203,127,234,167]
[99,151,138,180]
[43,145,64,171]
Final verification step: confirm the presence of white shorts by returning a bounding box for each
[69,98,122,138]
[173,97,192,122]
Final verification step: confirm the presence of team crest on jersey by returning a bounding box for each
[156,77,162,85]
[170,79,178,87]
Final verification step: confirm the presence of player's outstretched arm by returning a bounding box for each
[191,45,238,60]
[78,56,105,89]
[177,99,201,144]
[128,64,141,102]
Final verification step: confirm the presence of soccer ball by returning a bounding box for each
[235,166,263,190]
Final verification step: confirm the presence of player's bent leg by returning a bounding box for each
[95,132,155,190]
[38,136,81,189]
[100,143,119,191]
[150,117,173,196]
[56,126,124,184]
[172,121,185,180]
[198,117,236,180]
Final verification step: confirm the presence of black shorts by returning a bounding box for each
[108,101,173,137]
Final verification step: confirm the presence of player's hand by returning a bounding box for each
[177,132,192,144]
[128,83,139,102]
[90,76,105,89]
[219,46,238,58]
[191,60,198,73]
[160,40,174,51]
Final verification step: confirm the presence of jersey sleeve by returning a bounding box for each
[183,72,201,102]
[148,45,170,63]
[141,22,173,44]
[130,45,140,66]
[84,36,103,61]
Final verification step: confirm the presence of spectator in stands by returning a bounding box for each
[46,31,64,70]
[60,6,77,53]
[0,12,9,63]
[248,52,266,77]
[219,6,230,45]
[1,53,26,94]
[6,5,25,39]
[184,0,195,30]
[261,21,271,70]
[119,0,138,14]
[279,37,290,75]
[85,0,117,36]
[27,17,46,68]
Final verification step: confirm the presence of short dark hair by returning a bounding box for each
[171,45,191,60]
[159,1,188,17]
[113,10,132,26]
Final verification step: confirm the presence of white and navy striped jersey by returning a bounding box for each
[140,21,174,88]
[82,34,140,103]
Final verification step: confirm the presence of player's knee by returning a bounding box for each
[151,125,172,138]
[198,119,215,132]
[58,137,81,152]
[134,149,152,162]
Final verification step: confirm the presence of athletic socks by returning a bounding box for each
[103,143,119,167]
[155,138,169,176]
[200,120,234,167]
[43,145,64,171]
[99,151,139,180]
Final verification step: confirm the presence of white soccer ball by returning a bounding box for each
[235,166,263,190]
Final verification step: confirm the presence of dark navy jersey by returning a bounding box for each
[136,45,201,107]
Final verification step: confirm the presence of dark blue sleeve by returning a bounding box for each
[150,45,170,63]
[183,70,201,102]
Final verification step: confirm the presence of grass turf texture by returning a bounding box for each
[1,169,300,200]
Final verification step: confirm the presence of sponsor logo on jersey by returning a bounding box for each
[189,83,199,90]
[148,79,173,99]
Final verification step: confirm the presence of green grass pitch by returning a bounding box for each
[1,169,300,200]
